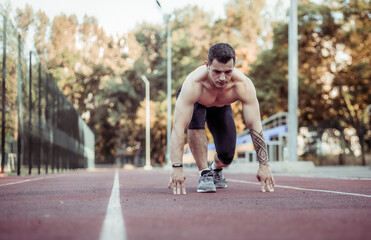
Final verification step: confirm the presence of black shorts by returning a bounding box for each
[176,87,236,165]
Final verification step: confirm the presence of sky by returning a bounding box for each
[5,0,231,36]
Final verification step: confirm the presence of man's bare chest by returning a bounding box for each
[197,90,238,107]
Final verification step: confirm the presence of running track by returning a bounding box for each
[0,168,370,240]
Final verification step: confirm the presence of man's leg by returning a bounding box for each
[206,105,236,188]
[187,129,208,171]
[187,103,216,193]
[188,129,216,192]
[206,105,236,166]
[213,154,228,169]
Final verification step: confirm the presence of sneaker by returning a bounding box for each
[212,168,227,188]
[197,170,216,193]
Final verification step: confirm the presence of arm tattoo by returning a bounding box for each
[250,129,269,165]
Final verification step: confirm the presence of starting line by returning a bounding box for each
[228,179,371,198]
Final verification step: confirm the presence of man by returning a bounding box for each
[168,43,275,194]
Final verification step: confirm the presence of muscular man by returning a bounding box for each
[168,43,275,194]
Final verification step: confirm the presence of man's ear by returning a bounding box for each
[205,60,210,71]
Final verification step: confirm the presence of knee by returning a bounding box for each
[216,151,234,165]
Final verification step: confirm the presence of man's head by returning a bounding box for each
[206,43,235,88]
[207,43,236,66]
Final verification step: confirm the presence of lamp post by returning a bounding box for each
[141,75,152,170]
[156,0,172,166]
[166,16,172,166]
[288,0,298,162]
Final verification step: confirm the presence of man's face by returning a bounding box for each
[207,59,234,88]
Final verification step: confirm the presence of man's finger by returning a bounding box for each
[176,182,181,195]
[173,185,177,194]
[260,180,266,192]
[269,176,276,192]
[256,175,261,182]
[168,179,172,189]
[267,179,274,192]
[181,183,186,195]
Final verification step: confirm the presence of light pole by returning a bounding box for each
[141,75,152,170]
[288,0,298,162]
[166,16,172,166]
[156,0,172,166]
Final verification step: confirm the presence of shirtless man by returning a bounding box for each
[168,43,275,194]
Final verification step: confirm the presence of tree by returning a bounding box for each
[171,5,213,90]
[332,0,371,164]
[33,10,50,63]
[15,4,34,40]
[250,22,289,119]
[15,0,369,165]
[134,23,165,100]
[219,0,267,72]
[249,0,370,164]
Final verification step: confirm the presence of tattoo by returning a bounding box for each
[250,129,269,165]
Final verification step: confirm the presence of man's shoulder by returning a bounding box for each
[232,68,250,81]
[231,69,254,88]
[180,66,206,98]
[231,69,256,100]
[186,65,208,83]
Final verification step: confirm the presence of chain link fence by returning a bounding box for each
[0,10,95,175]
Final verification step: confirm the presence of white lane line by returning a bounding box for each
[273,174,371,181]
[100,170,126,240]
[0,175,63,187]
[228,179,371,198]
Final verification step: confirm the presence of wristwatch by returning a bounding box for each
[172,163,183,168]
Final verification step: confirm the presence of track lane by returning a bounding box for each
[0,168,370,240]
[119,169,371,240]
[0,170,114,240]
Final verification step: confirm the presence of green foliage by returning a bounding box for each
[250,0,370,163]
[9,0,370,164]
[250,22,288,118]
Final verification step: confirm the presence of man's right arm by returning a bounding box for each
[168,80,200,195]
[170,98,194,166]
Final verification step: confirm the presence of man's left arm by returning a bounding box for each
[239,80,275,192]
[249,128,275,192]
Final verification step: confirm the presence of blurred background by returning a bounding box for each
[0,0,370,174]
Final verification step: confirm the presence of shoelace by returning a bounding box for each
[214,170,224,180]
[200,172,213,183]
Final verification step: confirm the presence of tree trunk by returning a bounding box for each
[358,132,366,166]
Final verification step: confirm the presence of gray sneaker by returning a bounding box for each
[212,168,227,188]
[197,170,216,193]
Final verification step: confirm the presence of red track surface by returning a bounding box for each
[0,168,370,240]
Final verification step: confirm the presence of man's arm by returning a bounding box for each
[250,129,268,165]
[238,77,275,192]
[168,78,200,195]
[241,97,269,166]
[169,97,194,167]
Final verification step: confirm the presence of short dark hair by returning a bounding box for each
[207,43,236,65]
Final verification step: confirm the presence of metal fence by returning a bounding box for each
[0,11,95,175]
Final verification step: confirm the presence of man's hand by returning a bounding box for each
[168,167,187,195]
[256,164,275,192]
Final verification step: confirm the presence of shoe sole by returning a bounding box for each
[197,188,216,193]
[215,184,227,188]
